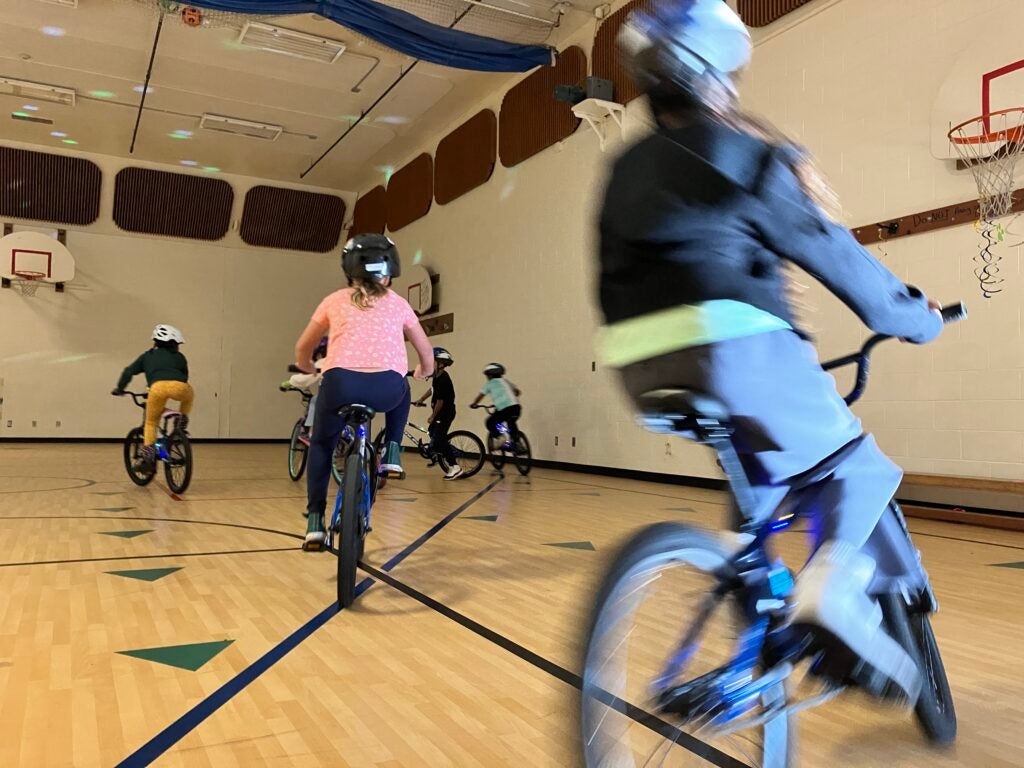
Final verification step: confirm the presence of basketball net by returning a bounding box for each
[11,272,44,296]
[948,108,1024,298]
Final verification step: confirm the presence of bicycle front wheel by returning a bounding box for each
[513,432,532,476]
[448,430,485,478]
[581,522,793,768]
[337,449,366,608]
[882,594,957,745]
[123,427,156,486]
[164,431,193,495]
[488,434,506,470]
[288,419,308,481]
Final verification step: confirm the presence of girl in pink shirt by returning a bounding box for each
[294,234,434,550]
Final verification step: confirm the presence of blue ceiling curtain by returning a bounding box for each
[185,0,554,72]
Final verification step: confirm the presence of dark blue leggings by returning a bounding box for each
[306,368,410,518]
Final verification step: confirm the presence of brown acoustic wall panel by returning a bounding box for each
[240,186,346,252]
[738,0,812,27]
[593,0,652,106]
[351,186,387,235]
[0,145,101,225]
[386,153,433,232]
[114,167,233,240]
[435,110,497,205]
[499,46,587,168]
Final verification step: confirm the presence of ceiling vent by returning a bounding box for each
[237,22,346,64]
[0,77,76,106]
[34,0,79,7]
[200,113,283,141]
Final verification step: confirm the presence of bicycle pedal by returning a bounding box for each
[302,540,324,552]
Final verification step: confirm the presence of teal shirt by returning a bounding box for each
[481,378,518,410]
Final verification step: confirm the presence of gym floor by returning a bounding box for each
[0,443,1021,767]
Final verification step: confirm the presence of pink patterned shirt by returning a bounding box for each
[312,288,419,376]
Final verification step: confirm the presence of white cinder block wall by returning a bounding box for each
[0,143,345,439]
[383,0,1024,481]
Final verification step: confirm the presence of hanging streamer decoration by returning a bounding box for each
[974,219,1004,298]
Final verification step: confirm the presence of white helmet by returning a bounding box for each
[153,324,185,344]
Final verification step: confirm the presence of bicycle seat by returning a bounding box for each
[338,404,375,423]
[636,389,732,440]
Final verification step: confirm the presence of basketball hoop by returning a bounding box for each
[948,107,1024,220]
[11,270,45,296]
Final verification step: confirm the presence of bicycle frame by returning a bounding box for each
[648,305,966,726]
[329,419,374,542]
[124,391,179,460]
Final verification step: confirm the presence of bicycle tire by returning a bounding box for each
[337,449,365,608]
[164,429,193,495]
[288,419,308,481]
[448,430,485,478]
[581,522,793,768]
[488,434,506,470]
[514,432,532,476]
[882,594,957,745]
[331,435,348,485]
[123,427,156,486]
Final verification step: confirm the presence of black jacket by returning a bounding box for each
[117,347,189,390]
[597,119,941,344]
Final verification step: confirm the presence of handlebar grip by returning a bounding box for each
[940,302,967,324]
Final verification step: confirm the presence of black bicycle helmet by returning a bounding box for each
[341,233,401,281]
[433,347,454,365]
[483,363,505,379]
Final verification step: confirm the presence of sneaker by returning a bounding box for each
[379,441,405,479]
[303,513,326,551]
[133,444,156,473]
[443,464,464,480]
[788,541,921,704]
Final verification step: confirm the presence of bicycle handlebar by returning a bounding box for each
[112,390,148,408]
[822,302,966,405]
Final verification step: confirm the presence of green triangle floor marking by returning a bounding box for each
[98,530,154,539]
[574,492,601,497]
[993,561,1024,569]
[116,639,233,672]
[92,492,125,496]
[464,515,499,522]
[545,541,596,551]
[92,507,135,512]
[106,567,182,582]
[666,507,696,513]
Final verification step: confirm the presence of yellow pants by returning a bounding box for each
[145,380,194,445]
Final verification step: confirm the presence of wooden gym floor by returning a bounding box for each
[0,442,1022,767]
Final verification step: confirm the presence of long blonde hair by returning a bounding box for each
[349,278,388,310]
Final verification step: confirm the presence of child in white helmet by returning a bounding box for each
[112,324,193,468]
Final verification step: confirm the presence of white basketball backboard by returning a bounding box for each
[0,230,75,284]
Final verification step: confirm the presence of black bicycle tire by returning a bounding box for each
[514,433,532,476]
[448,430,485,478]
[580,521,792,767]
[337,449,364,608]
[288,419,308,482]
[489,434,506,470]
[882,594,957,744]
[164,431,193,495]
[123,427,156,486]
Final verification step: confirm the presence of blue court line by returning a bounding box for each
[114,477,501,768]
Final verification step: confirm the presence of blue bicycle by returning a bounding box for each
[579,304,964,767]
[322,405,381,607]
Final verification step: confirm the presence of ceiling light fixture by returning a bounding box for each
[237,22,345,64]
[200,113,282,141]
[0,77,76,106]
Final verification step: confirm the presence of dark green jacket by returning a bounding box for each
[117,347,189,390]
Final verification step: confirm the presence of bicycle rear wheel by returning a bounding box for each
[288,419,308,481]
[581,522,793,768]
[337,449,366,608]
[164,430,193,495]
[331,430,351,485]
[882,594,957,745]
[513,432,532,476]
[123,427,156,486]
[448,430,485,478]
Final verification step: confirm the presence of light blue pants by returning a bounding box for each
[620,330,903,549]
